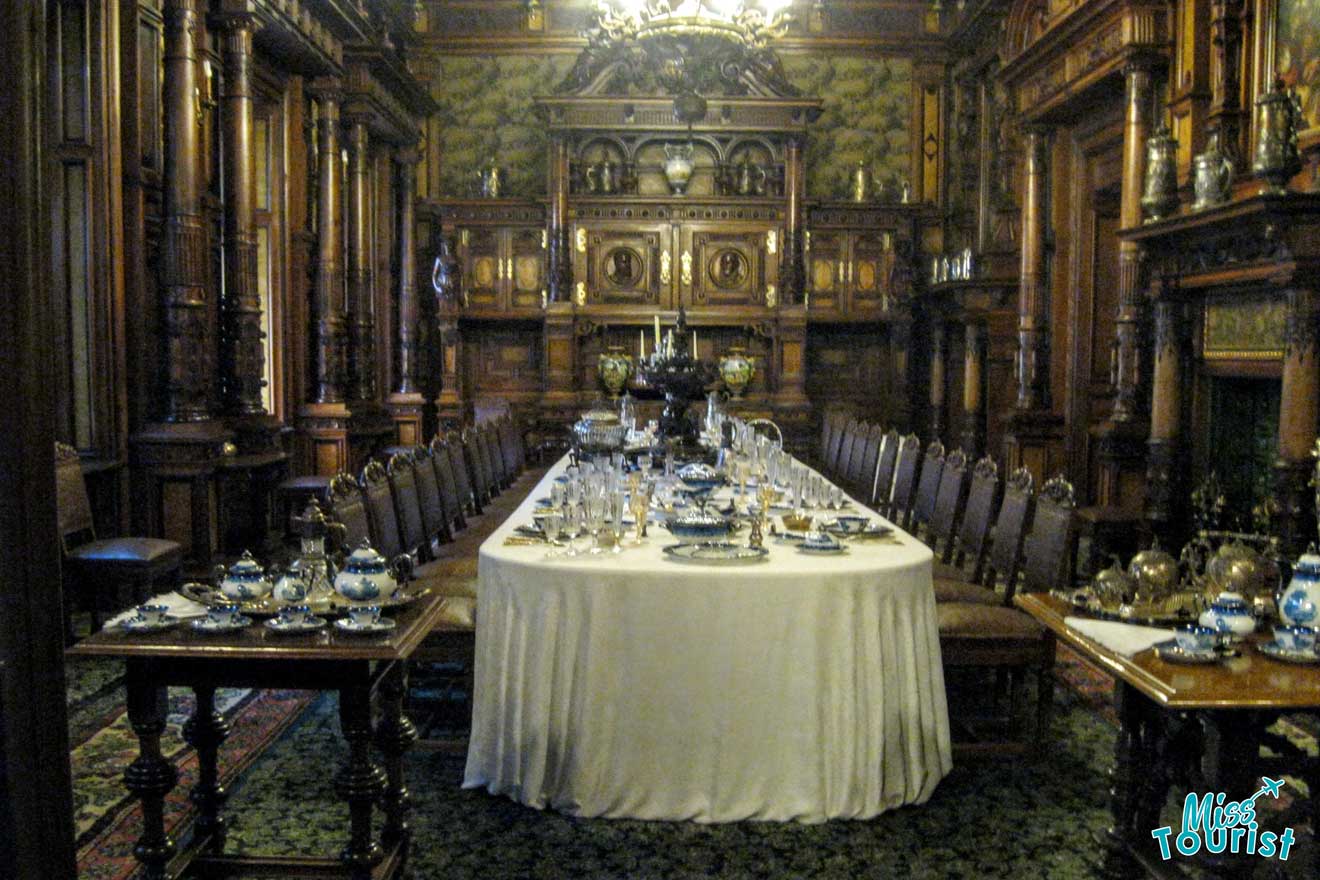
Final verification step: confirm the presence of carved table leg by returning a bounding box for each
[374,661,418,849]
[183,684,231,852]
[1103,681,1167,877]
[123,660,180,880]
[1198,711,1268,879]
[337,681,387,879]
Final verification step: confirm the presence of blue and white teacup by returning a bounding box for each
[1273,624,1317,653]
[1174,624,1217,654]
[348,606,382,628]
[803,531,841,551]
[135,604,171,625]
[832,515,869,535]
[206,604,242,627]
[276,604,314,626]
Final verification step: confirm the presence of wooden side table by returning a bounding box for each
[68,592,449,880]
[1016,593,1320,878]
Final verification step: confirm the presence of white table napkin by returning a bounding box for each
[1064,616,1176,657]
[104,590,210,629]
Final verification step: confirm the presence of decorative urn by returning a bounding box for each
[850,162,874,203]
[1192,130,1234,211]
[1279,546,1320,626]
[1140,124,1180,222]
[597,346,633,399]
[213,550,274,602]
[1127,540,1179,602]
[1199,591,1257,638]
[334,540,406,603]
[663,143,695,195]
[719,347,755,398]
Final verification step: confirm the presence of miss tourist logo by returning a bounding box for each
[1151,777,1296,862]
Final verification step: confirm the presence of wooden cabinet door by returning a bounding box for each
[849,231,896,313]
[457,226,503,310]
[574,222,672,308]
[805,230,845,314]
[680,223,777,308]
[508,227,546,310]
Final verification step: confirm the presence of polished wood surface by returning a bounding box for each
[1016,592,1320,710]
[67,590,451,663]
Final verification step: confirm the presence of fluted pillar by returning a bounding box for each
[311,89,346,404]
[387,147,431,446]
[160,0,212,422]
[961,322,986,456]
[547,135,571,303]
[929,320,946,442]
[345,117,376,402]
[218,13,265,417]
[1145,298,1186,541]
[783,136,806,304]
[1015,127,1051,412]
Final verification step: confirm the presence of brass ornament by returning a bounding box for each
[1140,124,1180,222]
[1252,78,1303,196]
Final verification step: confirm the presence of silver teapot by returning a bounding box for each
[1127,540,1179,602]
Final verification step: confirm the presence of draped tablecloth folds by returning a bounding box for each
[463,454,952,823]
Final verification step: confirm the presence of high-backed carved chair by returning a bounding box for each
[429,436,468,531]
[983,467,1036,597]
[844,422,874,496]
[932,456,1001,587]
[870,428,900,511]
[496,415,521,482]
[887,433,923,527]
[387,452,432,563]
[481,421,507,490]
[412,445,453,547]
[463,429,493,508]
[937,471,1062,751]
[820,412,840,469]
[908,441,945,538]
[446,431,480,516]
[834,418,860,484]
[56,442,183,638]
[825,413,852,475]
[927,449,971,563]
[327,472,372,549]
[361,460,409,562]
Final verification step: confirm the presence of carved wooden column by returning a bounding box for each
[547,135,571,303]
[783,136,806,304]
[961,321,986,456]
[1096,61,1156,509]
[387,148,431,445]
[217,12,263,419]
[311,88,346,406]
[1145,297,1186,543]
[929,320,946,442]
[132,0,233,563]
[345,117,377,404]
[1015,126,1050,413]
[1274,287,1320,554]
[161,0,214,424]
[1207,0,1248,168]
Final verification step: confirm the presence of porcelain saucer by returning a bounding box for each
[799,545,848,555]
[264,615,327,634]
[191,614,252,634]
[1152,638,1220,664]
[333,617,398,635]
[120,614,182,634]
[1258,640,1320,665]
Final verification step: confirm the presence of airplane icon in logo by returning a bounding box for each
[1251,777,1285,801]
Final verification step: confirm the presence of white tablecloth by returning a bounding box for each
[463,455,952,823]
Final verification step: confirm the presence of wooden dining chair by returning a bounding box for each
[447,430,481,516]
[834,418,860,485]
[326,472,372,549]
[412,445,454,547]
[481,422,508,490]
[845,421,874,496]
[820,411,839,469]
[55,442,183,638]
[927,448,970,563]
[825,413,851,476]
[387,452,433,563]
[908,440,945,539]
[932,458,1005,606]
[361,460,410,562]
[429,435,468,532]
[870,428,900,511]
[887,433,923,527]
[937,472,1062,752]
[463,428,493,508]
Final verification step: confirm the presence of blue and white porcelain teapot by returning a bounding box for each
[334,540,407,602]
[1280,546,1320,627]
[1199,591,1256,639]
[213,550,274,602]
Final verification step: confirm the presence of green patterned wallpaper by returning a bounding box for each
[781,55,912,200]
[427,53,912,201]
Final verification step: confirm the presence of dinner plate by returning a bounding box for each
[1257,640,1320,664]
[662,542,769,565]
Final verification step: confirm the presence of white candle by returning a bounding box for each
[666,329,673,356]
[639,329,645,360]
[692,330,698,356]
[654,315,661,348]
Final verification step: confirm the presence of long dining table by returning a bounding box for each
[462,452,951,823]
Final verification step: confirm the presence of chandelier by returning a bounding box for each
[592,0,793,49]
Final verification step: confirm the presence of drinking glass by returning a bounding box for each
[541,510,565,558]
[629,487,650,545]
[585,494,607,555]
[561,504,584,557]
[829,485,844,509]
[610,492,627,554]
[638,452,653,473]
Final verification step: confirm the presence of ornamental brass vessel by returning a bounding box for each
[850,162,874,203]
[1192,130,1234,211]
[1252,78,1303,196]
[596,346,633,399]
[1140,125,1180,222]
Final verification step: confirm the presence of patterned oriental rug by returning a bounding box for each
[67,657,314,880]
